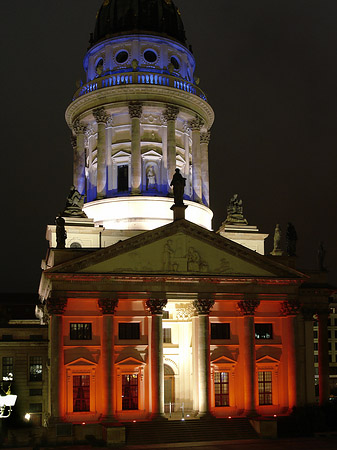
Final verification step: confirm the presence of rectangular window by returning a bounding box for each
[73,375,90,412]
[2,335,13,341]
[255,324,273,340]
[329,342,332,351]
[162,311,169,319]
[2,357,13,381]
[314,355,319,363]
[70,323,92,340]
[328,330,331,339]
[118,165,129,192]
[30,335,43,341]
[29,389,42,396]
[314,343,318,351]
[29,356,43,382]
[122,374,138,410]
[119,323,140,340]
[314,331,318,339]
[335,342,337,351]
[214,372,229,407]
[163,328,172,343]
[29,403,42,413]
[258,371,272,405]
[211,323,230,340]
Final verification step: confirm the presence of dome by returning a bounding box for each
[92,0,186,46]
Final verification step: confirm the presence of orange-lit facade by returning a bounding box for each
[37,0,331,431]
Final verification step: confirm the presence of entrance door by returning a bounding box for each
[164,364,175,412]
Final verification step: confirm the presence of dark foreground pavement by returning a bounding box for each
[3,437,337,450]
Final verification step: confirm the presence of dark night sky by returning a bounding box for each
[1,1,336,293]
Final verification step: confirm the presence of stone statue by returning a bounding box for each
[225,194,248,225]
[317,241,327,272]
[146,165,156,190]
[286,222,297,256]
[270,224,284,256]
[170,168,186,206]
[55,215,67,249]
[62,185,87,218]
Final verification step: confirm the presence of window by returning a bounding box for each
[29,356,43,381]
[73,375,90,412]
[314,355,319,363]
[163,328,172,344]
[335,342,337,351]
[122,374,138,410]
[29,389,42,396]
[118,165,129,192]
[70,323,92,340]
[116,50,129,64]
[329,342,332,351]
[2,357,13,381]
[328,330,331,339]
[29,403,42,413]
[258,371,272,405]
[119,323,140,340]
[162,311,169,319]
[314,331,318,339]
[144,50,157,63]
[255,324,273,340]
[2,335,13,341]
[211,323,230,340]
[214,372,229,407]
[30,335,43,341]
[314,343,318,351]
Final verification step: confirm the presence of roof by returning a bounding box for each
[92,0,186,46]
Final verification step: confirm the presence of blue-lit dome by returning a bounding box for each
[92,0,186,46]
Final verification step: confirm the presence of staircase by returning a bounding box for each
[124,418,258,445]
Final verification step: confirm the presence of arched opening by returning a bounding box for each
[164,363,175,412]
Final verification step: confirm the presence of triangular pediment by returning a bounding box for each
[47,220,305,280]
[66,357,97,367]
[211,356,237,365]
[256,355,280,364]
[115,356,145,366]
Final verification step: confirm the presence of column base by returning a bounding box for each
[198,411,214,420]
[131,189,141,195]
[243,409,258,418]
[100,415,118,424]
[150,413,167,421]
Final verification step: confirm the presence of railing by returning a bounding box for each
[73,72,207,102]
[164,402,194,420]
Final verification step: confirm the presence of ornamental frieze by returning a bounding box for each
[146,298,167,315]
[193,298,215,315]
[98,298,119,315]
[46,297,67,315]
[175,303,196,321]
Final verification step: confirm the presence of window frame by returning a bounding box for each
[214,371,230,407]
[29,356,43,382]
[258,371,273,406]
[118,322,140,340]
[210,323,230,340]
[2,356,14,381]
[70,323,92,341]
[255,323,273,340]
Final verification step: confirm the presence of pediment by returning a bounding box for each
[256,355,280,364]
[48,220,304,280]
[66,357,97,367]
[115,356,145,366]
[211,356,237,365]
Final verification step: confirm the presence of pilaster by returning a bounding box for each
[93,107,109,199]
[189,116,204,203]
[200,131,211,207]
[163,106,179,191]
[72,119,87,195]
[129,103,143,194]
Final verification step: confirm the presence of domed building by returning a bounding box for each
[37,0,331,445]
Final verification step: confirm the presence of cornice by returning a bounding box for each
[65,85,214,129]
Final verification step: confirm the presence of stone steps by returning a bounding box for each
[124,418,258,445]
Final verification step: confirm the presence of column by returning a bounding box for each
[146,298,167,419]
[189,116,204,203]
[72,120,86,195]
[163,106,179,190]
[318,309,330,405]
[46,297,67,421]
[237,297,260,416]
[160,117,168,193]
[98,298,119,419]
[129,102,143,194]
[183,123,190,198]
[200,131,211,207]
[281,300,300,409]
[85,125,95,201]
[105,116,114,192]
[193,298,215,416]
[93,107,108,199]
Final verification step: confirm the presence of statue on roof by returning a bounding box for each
[225,194,248,225]
[62,186,87,218]
[270,224,284,256]
[55,215,67,249]
[286,222,297,256]
[170,169,186,206]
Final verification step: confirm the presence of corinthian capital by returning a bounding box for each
[189,116,204,131]
[98,298,119,315]
[73,119,87,135]
[46,297,67,315]
[193,298,215,315]
[93,107,108,124]
[200,130,211,144]
[280,299,301,316]
[146,298,167,315]
[237,298,260,316]
[128,102,143,119]
[70,135,77,149]
[163,105,179,122]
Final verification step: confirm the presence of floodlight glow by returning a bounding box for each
[24,413,31,421]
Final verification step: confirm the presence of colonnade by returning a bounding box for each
[71,103,211,206]
[46,295,330,421]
